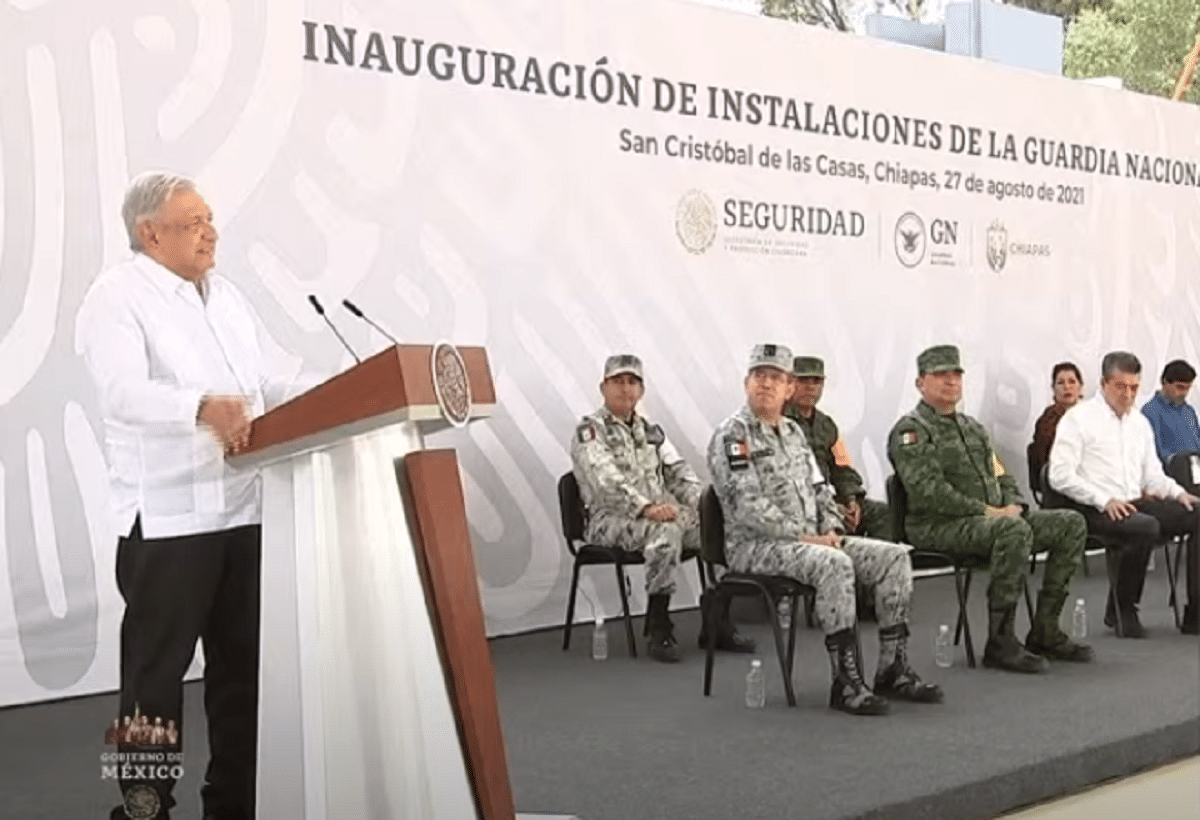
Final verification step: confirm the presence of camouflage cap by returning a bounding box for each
[748,343,794,374]
[603,354,644,381]
[792,356,825,378]
[917,345,964,375]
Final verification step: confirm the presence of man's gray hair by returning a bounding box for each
[1100,350,1141,380]
[122,172,196,252]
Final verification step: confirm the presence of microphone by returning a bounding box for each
[342,298,401,346]
[307,294,361,364]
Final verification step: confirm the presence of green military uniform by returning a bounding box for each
[888,399,1085,606]
[783,404,893,541]
[887,345,1092,670]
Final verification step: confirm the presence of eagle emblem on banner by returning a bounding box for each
[675,189,717,255]
[986,220,1008,273]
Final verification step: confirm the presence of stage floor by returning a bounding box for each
[494,556,1199,820]
[0,555,1195,820]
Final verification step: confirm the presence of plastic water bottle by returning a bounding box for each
[591,617,608,661]
[745,659,765,708]
[776,598,792,631]
[934,624,953,668]
[1072,598,1087,640]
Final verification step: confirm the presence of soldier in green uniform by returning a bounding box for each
[784,356,892,541]
[571,354,754,662]
[887,345,1093,673]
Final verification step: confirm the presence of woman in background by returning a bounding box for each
[1029,362,1084,491]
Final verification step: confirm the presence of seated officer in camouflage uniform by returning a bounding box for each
[887,345,1093,673]
[784,355,892,541]
[708,344,943,716]
[571,354,754,663]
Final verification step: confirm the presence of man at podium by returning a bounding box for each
[78,171,297,820]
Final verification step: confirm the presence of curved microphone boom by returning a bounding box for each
[307,294,361,364]
[342,298,401,346]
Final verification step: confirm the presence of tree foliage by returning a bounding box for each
[1001,0,1110,22]
[1063,0,1200,102]
[761,0,853,31]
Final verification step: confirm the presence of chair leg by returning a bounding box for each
[762,586,797,707]
[1105,548,1124,636]
[694,555,706,592]
[703,588,721,696]
[785,591,800,681]
[804,591,816,628]
[562,560,582,651]
[1022,573,1035,624]
[954,569,976,669]
[615,561,637,658]
[1165,538,1182,629]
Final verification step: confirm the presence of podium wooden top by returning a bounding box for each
[233,344,495,466]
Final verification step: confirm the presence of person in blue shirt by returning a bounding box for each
[1142,359,1200,467]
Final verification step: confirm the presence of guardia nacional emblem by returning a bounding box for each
[675,189,717,255]
[894,212,926,268]
[432,342,472,427]
[986,220,1008,273]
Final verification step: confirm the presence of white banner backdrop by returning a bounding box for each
[0,0,1197,707]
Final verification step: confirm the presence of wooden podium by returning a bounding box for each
[232,343,511,820]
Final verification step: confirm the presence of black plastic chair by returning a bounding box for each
[1162,451,1198,627]
[699,486,815,707]
[886,474,1033,669]
[557,472,704,657]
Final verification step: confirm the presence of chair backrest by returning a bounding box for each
[557,472,585,555]
[1026,441,1044,504]
[1038,463,1073,510]
[884,474,908,544]
[699,485,729,568]
[1166,450,1200,494]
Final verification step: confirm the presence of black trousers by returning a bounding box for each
[114,518,262,820]
[1075,498,1198,613]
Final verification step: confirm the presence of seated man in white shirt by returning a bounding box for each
[1049,351,1200,637]
[78,172,299,820]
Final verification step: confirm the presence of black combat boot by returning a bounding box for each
[825,628,889,716]
[696,590,756,653]
[873,623,944,703]
[982,604,1049,673]
[646,594,680,663]
[1025,590,1094,661]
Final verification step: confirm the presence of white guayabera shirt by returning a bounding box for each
[77,254,294,539]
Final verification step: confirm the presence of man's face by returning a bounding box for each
[917,369,964,411]
[1053,369,1082,407]
[141,188,218,282]
[789,376,825,411]
[745,367,790,418]
[600,373,644,419]
[1100,370,1140,416]
[1163,380,1193,405]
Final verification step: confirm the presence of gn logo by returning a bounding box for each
[894,214,958,268]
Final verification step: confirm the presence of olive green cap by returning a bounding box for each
[917,345,964,375]
[792,356,825,378]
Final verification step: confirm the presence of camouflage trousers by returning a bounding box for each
[727,536,911,633]
[907,509,1086,608]
[586,506,699,596]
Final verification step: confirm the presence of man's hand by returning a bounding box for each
[198,395,252,453]
[842,498,863,533]
[1178,492,1200,512]
[804,532,843,548]
[1102,498,1138,521]
[641,503,677,522]
[984,504,1022,519]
